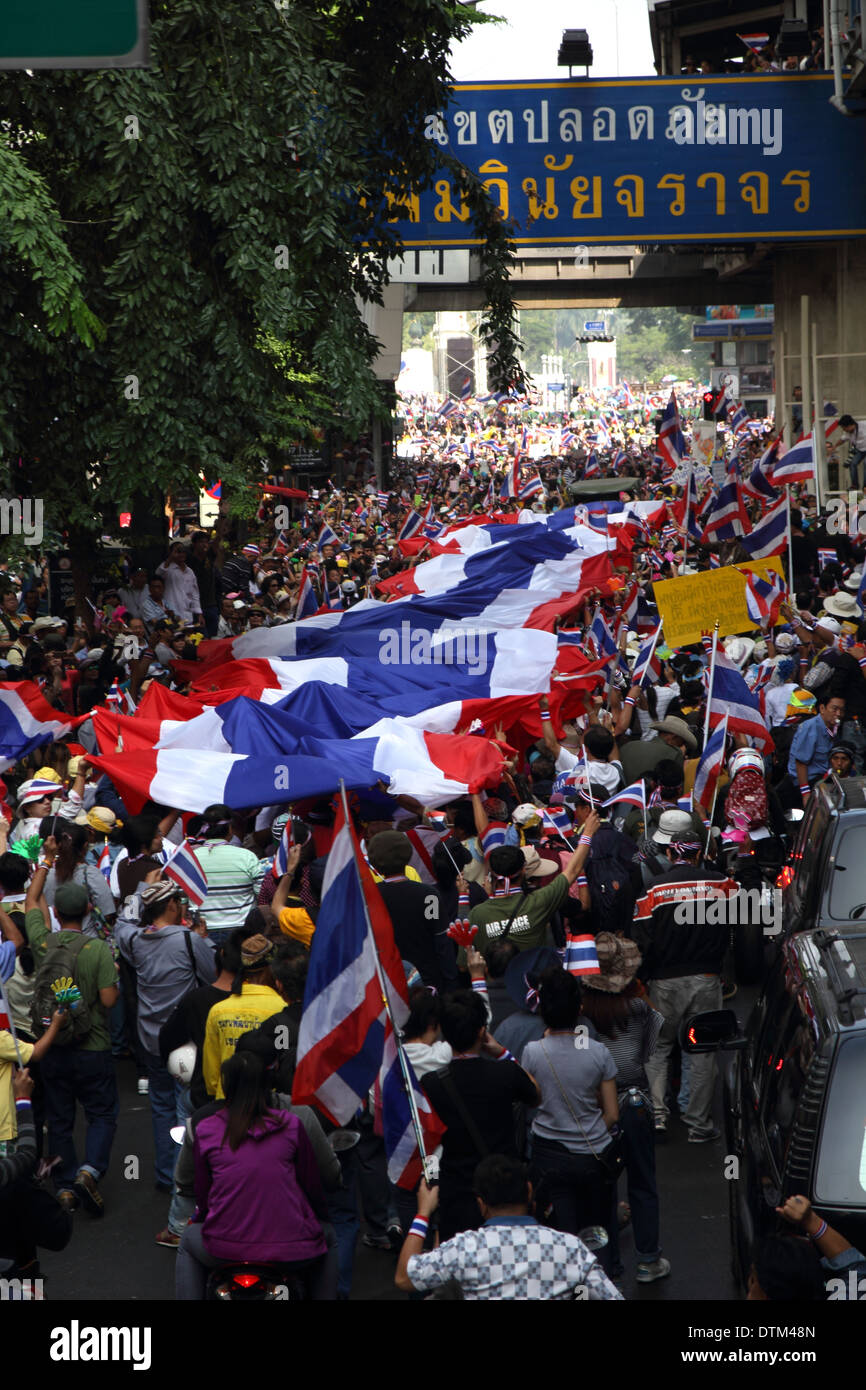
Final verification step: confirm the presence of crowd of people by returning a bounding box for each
[2,381,866,1303]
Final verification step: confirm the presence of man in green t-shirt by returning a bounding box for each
[467,815,598,957]
[25,859,119,1217]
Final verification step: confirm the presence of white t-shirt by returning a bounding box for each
[554,747,624,794]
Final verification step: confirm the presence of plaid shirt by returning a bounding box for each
[406,1216,623,1300]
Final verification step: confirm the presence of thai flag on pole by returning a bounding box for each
[632,622,662,687]
[612,449,628,471]
[164,838,209,906]
[738,495,788,561]
[656,393,686,473]
[273,817,295,877]
[712,385,732,419]
[0,681,77,773]
[772,434,815,486]
[595,416,612,450]
[701,480,748,540]
[564,934,601,977]
[316,522,340,553]
[817,547,838,571]
[708,648,773,751]
[743,438,780,501]
[437,398,459,417]
[377,491,390,509]
[739,31,771,52]
[292,798,408,1125]
[398,509,425,542]
[620,381,634,407]
[692,715,728,813]
[500,456,520,500]
[601,781,646,810]
[519,469,544,501]
[379,1019,446,1187]
[582,452,601,480]
[542,806,573,834]
[741,567,786,628]
[97,841,112,884]
[729,402,749,433]
[295,568,319,621]
[589,608,617,663]
[460,374,473,401]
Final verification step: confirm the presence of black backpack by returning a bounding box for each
[30,934,94,1045]
[585,824,638,934]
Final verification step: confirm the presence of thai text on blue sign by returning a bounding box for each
[386,75,866,247]
[584,320,606,331]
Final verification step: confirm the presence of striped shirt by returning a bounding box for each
[194,842,269,936]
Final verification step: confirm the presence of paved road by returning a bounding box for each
[39,992,753,1303]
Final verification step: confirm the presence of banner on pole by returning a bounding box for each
[653,556,785,647]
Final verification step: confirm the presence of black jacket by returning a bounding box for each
[632,863,736,980]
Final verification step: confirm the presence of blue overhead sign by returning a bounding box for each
[387,75,866,247]
[584,320,606,331]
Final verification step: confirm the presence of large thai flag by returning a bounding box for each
[379,1019,446,1187]
[164,838,209,906]
[292,799,408,1125]
[708,649,773,751]
[0,682,78,772]
[739,495,788,561]
[692,715,728,813]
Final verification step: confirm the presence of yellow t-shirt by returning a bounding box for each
[0,1032,35,1141]
[202,983,284,1099]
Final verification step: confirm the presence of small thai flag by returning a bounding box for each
[543,807,572,834]
[817,547,837,571]
[481,824,507,857]
[97,842,111,884]
[377,491,390,509]
[564,934,601,977]
[426,810,450,833]
[273,818,295,877]
[602,781,646,810]
[164,839,208,906]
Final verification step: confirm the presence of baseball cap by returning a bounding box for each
[54,882,89,917]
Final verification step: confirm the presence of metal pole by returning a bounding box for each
[777,326,789,450]
[786,486,796,591]
[800,294,812,441]
[829,0,845,107]
[811,321,825,506]
[338,782,432,1181]
[702,620,719,753]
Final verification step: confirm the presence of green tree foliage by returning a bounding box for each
[0,0,520,558]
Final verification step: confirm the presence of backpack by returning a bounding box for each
[30,934,94,1045]
[584,824,638,935]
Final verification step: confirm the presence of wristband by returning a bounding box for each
[799,784,810,797]
[859,657,866,670]
[496,1048,515,1062]
[578,834,592,846]
[809,1219,827,1241]
[409,1216,429,1240]
[540,709,552,721]
[14,1098,32,1109]
[471,978,488,993]
[577,874,588,887]
[624,696,636,708]
[457,892,470,907]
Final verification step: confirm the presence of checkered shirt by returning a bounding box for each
[406,1218,623,1300]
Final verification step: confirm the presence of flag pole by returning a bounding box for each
[702,620,720,754]
[701,714,729,863]
[541,807,577,852]
[785,485,795,591]
[632,621,661,686]
[581,744,595,809]
[0,977,24,1067]
[339,781,432,1183]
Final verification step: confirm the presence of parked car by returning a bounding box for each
[683,923,866,1292]
[779,776,866,938]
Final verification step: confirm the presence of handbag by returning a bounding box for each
[538,1042,624,1183]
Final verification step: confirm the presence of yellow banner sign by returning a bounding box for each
[653,557,786,649]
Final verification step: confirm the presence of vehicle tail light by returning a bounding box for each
[776,865,794,889]
[233,1273,261,1288]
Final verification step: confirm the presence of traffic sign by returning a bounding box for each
[0,0,148,69]
[584,320,606,332]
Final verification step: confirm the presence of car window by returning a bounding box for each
[789,799,829,920]
[814,1034,866,1207]
[761,1008,813,1177]
[827,827,866,921]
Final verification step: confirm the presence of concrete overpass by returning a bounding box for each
[402,244,774,311]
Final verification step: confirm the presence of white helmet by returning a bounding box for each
[728,748,764,779]
[167,1044,197,1083]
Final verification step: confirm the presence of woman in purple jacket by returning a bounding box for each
[176,1051,329,1299]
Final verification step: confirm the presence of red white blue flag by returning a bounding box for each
[164,838,209,906]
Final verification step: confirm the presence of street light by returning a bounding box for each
[557,29,593,76]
